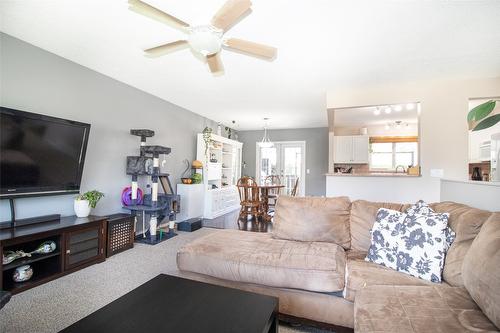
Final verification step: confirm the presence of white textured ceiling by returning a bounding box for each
[1,0,500,130]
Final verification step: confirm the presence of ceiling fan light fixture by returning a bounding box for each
[187,25,223,56]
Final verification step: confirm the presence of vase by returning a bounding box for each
[74,199,91,217]
[471,167,482,181]
[13,265,33,282]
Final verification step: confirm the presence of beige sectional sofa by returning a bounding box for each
[177,197,500,332]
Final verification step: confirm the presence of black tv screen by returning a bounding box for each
[0,107,90,198]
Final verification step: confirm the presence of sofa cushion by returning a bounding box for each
[272,196,351,249]
[462,212,500,329]
[350,200,406,252]
[177,229,346,293]
[345,250,436,302]
[431,202,493,286]
[354,285,498,333]
[366,207,450,283]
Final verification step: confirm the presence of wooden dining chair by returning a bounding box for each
[264,175,281,211]
[291,177,299,196]
[236,177,261,222]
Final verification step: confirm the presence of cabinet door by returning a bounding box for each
[352,136,369,163]
[64,223,105,271]
[333,136,353,163]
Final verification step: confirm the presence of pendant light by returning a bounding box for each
[259,118,273,148]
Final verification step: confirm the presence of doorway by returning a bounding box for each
[256,141,306,196]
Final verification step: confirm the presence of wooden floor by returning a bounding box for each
[236,216,273,232]
[202,210,273,233]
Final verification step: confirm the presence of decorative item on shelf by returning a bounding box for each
[181,159,194,184]
[407,166,420,176]
[121,186,144,206]
[32,241,56,254]
[482,172,490,182]
[222,163,228,168]
[471,167,483,181]
[211,184,218,190]
[258,118,273,148]
[225,126,232,139]
[13,265,33,283]
[467,99,500,131]
[74,190,105,218]
[192,160,203,169]
[210,153,218,163]
[217,123,222,136]
[202,127,213,158]
[2,250,30,265]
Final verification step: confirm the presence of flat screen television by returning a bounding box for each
[0,107,91,198]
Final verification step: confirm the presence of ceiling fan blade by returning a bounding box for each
[224,38,277,59]
[207,53,224,74]
[128,0,190,32]
[211,0,252,32]
[144,40,189,57]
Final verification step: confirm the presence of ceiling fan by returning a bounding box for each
[129,0,277,74]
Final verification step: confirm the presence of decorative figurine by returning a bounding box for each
[3,251,30,265]
[31,241,56,254]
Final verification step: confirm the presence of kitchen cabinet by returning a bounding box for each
[333,135,369,164]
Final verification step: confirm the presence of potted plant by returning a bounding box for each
[74,190,104,218]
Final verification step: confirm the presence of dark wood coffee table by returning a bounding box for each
[60,274,278,333]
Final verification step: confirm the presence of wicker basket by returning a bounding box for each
[106,214,134,258]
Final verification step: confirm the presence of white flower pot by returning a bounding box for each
[74,199,91,218]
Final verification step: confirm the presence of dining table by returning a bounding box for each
[257,184,285,221]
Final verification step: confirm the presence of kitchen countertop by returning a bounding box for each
[441,178,500,187]
[325,172,420,177]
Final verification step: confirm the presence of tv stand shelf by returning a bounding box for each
[1,215,107,294]
[2,251,61,271]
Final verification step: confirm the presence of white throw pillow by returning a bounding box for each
[366,207,450,283]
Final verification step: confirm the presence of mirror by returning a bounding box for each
[329,103,420,176]
[468,97,500,182]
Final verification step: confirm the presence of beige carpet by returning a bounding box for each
[1,228,331,333]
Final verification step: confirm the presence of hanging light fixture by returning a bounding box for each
[259,118,273,148]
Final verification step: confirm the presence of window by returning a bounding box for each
[370,140,418,170]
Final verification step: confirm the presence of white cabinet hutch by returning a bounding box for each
[196,133,243,219]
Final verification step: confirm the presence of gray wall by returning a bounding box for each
[238,127,329,196]
[0,33,219,219]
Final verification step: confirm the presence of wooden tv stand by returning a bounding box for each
[1,215,107,294]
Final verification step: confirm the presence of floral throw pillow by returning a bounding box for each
[366,207,451,283]
[406,200,455,249]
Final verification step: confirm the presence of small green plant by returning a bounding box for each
[468,99,500,131]
[191,173,202,184]
[202,126,213,158]
[76,190,104,209]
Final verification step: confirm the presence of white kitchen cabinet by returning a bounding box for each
[333,135,369,164]
[468,122,500,162]
[334,136,353,163]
